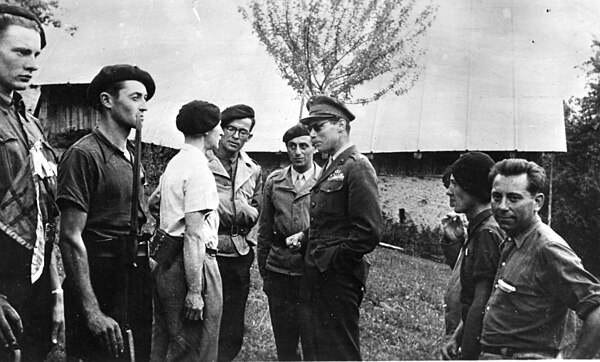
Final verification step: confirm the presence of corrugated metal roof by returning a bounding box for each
[34,0,598,152]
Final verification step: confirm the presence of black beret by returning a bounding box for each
[221,104,255,126]
[282,123,310,143]
[0,4,46,49]
[176,100,220,135]
[87,64,156,107]
[450,152,495,202]
[300,95,355,124]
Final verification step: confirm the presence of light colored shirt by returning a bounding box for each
[159,144,219,249]
[290,165,315,189]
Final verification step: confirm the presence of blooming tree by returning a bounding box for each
[239,0,437,104]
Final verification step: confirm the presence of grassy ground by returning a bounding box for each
[236,246,449,361]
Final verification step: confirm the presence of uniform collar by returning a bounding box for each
[330,142,354,163]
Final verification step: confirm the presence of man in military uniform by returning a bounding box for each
[57,64,155,361]
[207,104,262,362]
[0,5,64,360]
[257,123,320,360]
[287,95,383,361]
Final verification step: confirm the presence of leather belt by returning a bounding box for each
[218,225,250,237]
[481,345,557,358]
[206,247,218,256]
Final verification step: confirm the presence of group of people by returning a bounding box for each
[438,152,600,359]
[2,3,600,362]
[0,4,382,361]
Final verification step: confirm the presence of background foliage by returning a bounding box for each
[551,40,600,276]
[240,0,437,104]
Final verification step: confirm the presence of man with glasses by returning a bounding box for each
[286,95,383,360]
[207,104,262,362]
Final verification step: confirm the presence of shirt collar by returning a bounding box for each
[467,208,493,234]
[290,164,315,182]
[330,142,354,163]
[512,215,542,248]
[180,143,208,162]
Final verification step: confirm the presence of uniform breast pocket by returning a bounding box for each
[317,180,345,214]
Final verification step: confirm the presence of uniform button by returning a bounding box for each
[501,262,506,266]
[494,284,498,288]
[486,306,490,311]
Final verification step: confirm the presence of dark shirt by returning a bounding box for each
[481,217,600,351]
[459,209,503,314]
[57,129,145,243]
[0,92,57,290]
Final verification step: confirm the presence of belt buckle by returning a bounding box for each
[500,347,512,357]
[230,225,239,237]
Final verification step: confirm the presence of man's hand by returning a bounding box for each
[286,232,305,251]
[441,212,467,242]
[184,291,204,321]
[50,293,65,347]
[440,337,459,360]
[0,297,22,349]
[85,310,124,358]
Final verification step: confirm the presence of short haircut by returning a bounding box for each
[0,13,42,38]
[489,158,548,195]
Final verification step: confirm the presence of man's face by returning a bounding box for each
[205,124,223,152]
[286,135,314,173]
[219,117,253,154]
[308,118,342,155]
[491,173,543,236]
[0,25,41,97]
[446,175,477,215]
[108,80,148,130]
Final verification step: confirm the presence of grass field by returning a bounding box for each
[236,246,449,361]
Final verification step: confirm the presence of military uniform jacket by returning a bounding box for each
[257,163,321,277]
[207,150,262,257]
[303,145,383,287]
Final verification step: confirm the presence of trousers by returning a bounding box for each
[151,252,223,362]
[264,271,313,361]
[65,255,152,362]
[301,270,364,361]
[216,248,254,362]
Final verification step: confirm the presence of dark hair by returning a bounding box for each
[489,158,548,195]
[0,14,42,38]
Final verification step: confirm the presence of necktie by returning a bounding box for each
[294,174,305,191]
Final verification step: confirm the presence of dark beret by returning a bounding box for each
[221,104,255,126]
[450,152,495,202]
[87,64,156,107]
[176,100,220,135]
[282,123,310,143]
[0,4,46,49]
[300,95,355,124]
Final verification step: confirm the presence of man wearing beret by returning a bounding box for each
[206,104,262,362]
[257,123,320,360]
[0,4,64,360]
[439,152,503,360]
[286,95,383,360]
[57,64,155,360]
[149,100,223,361]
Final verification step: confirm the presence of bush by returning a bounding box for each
[381,211,444,263]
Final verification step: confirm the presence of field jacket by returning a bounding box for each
[207,150,262,257]
[257,163,321,277]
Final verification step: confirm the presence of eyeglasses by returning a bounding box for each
[307,118,339,133]
[223,125,251,138]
